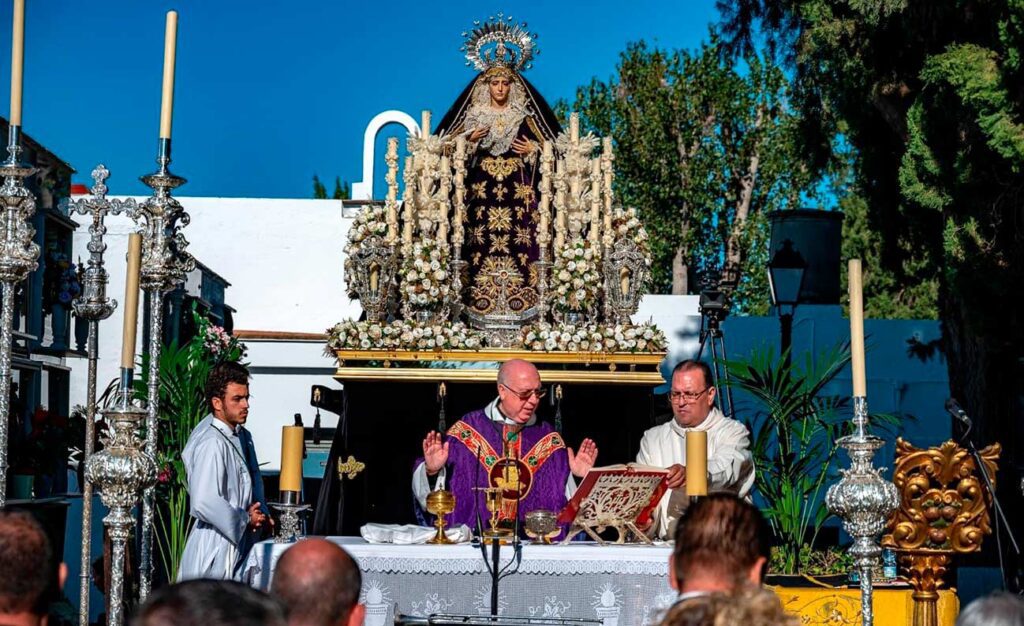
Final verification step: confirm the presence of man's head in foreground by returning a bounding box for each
[0,510,67,626]
[271,539,364,626]
[132,579,286,626]
[670,493,771,594]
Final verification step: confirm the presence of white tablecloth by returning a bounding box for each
[245,537,676,625]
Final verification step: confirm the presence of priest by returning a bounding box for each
[637,360,755,539]
[413,359,598,533]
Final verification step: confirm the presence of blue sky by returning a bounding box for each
[0,0,720,198]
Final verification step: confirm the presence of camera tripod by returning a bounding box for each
[695,306,735,419]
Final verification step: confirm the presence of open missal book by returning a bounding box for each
[557,464,669,545]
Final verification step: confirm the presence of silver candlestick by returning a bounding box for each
[64,165,136,626]
[85,385,157,626]
[270,502,312,543]
[0,124,41,508]
[131,138,194,599]
[825,396,899,626]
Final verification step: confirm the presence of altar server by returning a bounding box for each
[413,359,598,534]
[179,362,272,581]
[637,360,755,539]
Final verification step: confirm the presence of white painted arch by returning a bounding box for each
[349,110,420,201]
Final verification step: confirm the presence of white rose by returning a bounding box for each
[558,270,571,281]
[575,289,587,300]
[573,278,584,289]
[434,270,446,280]
[566,261,577,271]
[575,248,584,258]
[406,271,418,281]
[430,260,441,270]
[360,339,371,348]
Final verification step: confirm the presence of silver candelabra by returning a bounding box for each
[0,123,41,508]
[65,165,137,626]
[825,396,899,626]
[84,385,157,626]
[133,138,194,599]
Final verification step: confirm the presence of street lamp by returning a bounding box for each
[768,239,807,370]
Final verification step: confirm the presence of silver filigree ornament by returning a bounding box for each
[64,164,136,626]
[461,13,538,72]
[350,235,399,323]
[0,125,41,508]
[825,396,900,626]
[603,238,648,324]
[132,138,195,600]
[84,392,157,626]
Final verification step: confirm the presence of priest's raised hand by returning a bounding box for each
[567,438,599,477]
[423,431,450,476]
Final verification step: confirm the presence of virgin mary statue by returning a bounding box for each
[436,17,561,333]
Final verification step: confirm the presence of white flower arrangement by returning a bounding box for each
[343,204,391,298]
[550,238,603,314]
[325,319,486,354]
[399,237,450,312]
[520,320,667,353]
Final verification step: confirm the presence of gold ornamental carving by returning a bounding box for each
[337,455,366,480]
[882,437,1001,626]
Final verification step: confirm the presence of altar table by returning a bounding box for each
[244,537,675,625]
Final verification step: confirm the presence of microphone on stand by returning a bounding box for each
[945,398,972,428]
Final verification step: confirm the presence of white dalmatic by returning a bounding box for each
[636,407,755,539]
[178,414,266,581]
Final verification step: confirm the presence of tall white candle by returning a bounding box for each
[849,259,867,396]
[159,11,178,139]
[9,0,25,126]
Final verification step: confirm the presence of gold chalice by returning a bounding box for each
[524,509,559,544]
[425,489,456,544]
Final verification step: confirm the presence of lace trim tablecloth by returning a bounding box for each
[245,536,670,585]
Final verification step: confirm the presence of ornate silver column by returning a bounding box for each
[0,123,40,508]
[65,165,136,625]
[132,138,193,599]
[85,386,157,626]
[825,396,899,626]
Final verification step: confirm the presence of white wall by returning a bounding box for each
[69,197,360,471]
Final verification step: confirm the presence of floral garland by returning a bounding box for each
[325,319,485,353]
[521,321,666,353]
[400,237,450,312]
[613,207,652,261]
[551,238,602,314]
[343,204,391,298]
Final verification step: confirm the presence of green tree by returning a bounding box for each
[332,177,351,200]
[718,0,1024,541]
[312,174,327,199]
[566,37,817,314]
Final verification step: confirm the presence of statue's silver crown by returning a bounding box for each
[461,13,538,73]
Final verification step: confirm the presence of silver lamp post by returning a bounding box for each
[0,123,40,508]
[825,397,899,626]
[64,165,136,626]
[133,137,193,599]
[85,385,157,626]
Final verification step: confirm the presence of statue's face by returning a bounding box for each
[488,76,511,106]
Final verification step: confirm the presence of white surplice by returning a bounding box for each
[178,414,266,581]
[636,407,755,539]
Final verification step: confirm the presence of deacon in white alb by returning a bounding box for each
[637,360,755,539]
[178,361,273,580]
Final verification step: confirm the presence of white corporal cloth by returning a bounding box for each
[360,523,473,545]
[636,408,755,539]
[178,414,267,581]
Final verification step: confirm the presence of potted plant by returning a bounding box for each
[723,343,898,580]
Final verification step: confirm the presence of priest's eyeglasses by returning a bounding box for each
[669,388,710,403]
[501,384,548,401]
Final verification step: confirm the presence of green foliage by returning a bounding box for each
[137,304,247,583]
[564,36,819,313]
[312,174,327,199]
[723,343,899,574]
[332,177,351,200]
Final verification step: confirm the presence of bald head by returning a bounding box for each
[497,359,538,386]
[496,359,543,424]
[271,539,363,626]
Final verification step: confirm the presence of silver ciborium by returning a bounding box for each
[525,509,560,544]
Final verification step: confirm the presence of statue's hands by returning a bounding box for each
[568,438,598,478]
[468,126,490,142]
[665,464,686,489]
[511,136,536,156]
[423,431,449,475]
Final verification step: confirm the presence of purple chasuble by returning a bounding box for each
[417,410,569,533]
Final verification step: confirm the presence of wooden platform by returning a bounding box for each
[333,348,667,385]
